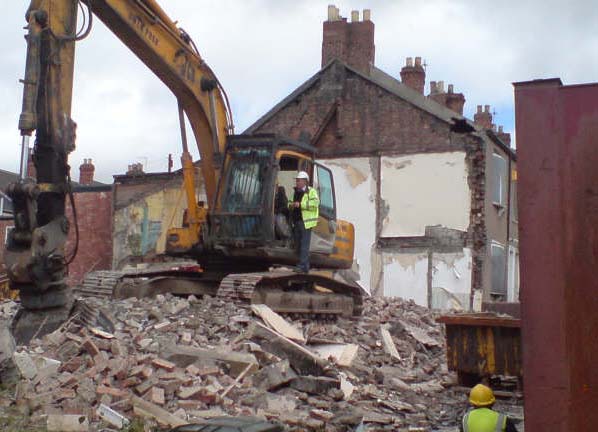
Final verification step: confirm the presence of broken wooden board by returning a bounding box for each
[248,322,329,376]
[131,395,187,427]
[161,344,258,377]
[380,326,401,361]
[310,343,359,367]
[251,304,306,343]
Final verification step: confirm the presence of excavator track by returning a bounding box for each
[217,270,365,317]
[74,263,216,301]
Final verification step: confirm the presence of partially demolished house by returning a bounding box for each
[112,162,206,269]
[245,6,518,310]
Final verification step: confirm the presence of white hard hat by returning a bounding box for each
[295,171,309,181]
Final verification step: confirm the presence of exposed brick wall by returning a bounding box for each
[255,65,458,158]
[65,190,113,285]
[464,134,487,300]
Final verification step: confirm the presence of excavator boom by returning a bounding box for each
[6,0,233,342]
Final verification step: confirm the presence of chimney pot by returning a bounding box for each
[414,56,422,67]
[499,125,504,133]
[484,104,490,113]
[363,9,371,21]
[437,81,445,93]
[327,5,336,21]
[477,105,482,114]
[406,57,413,67]
[351,10,359,22]
[430,81,437,94]
[448,84,454,94]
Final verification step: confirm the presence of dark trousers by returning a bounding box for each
[292,220,312,272]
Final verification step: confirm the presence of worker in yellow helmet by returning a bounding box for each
[460,384,518,432]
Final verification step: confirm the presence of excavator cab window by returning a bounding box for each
[214,147,271,239]
[222,148,271,212]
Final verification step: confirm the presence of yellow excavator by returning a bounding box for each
[5,0,363,343]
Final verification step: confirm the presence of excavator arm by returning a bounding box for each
[86,0,233,249]
[5,0,232,341]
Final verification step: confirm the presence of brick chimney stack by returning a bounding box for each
[474,105,493,129]
[497,125,512,147]
[400,57,426,94]
[427,81,466,115]
[126,163,144,176]
[445,84,466,115]
[322,5,375,75]
[79,158,95,185]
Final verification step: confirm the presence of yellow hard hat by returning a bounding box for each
[469,384,495,407]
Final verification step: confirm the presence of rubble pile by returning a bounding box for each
[0,294,519,431]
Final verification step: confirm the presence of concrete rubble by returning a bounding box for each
[0,294,523,431]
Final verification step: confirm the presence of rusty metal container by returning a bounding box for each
[436,313,521,386]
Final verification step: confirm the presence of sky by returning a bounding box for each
[1,1,596,183]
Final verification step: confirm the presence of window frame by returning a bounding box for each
[314,163,336,220]
[4,226,14,245]
[492,152,507,208]
[490,240,507,296]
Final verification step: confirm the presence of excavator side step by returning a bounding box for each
[217,270,365,317]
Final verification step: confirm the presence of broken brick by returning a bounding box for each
[147,387,165,405]
[151,358,176,372]
[96,385,128,398]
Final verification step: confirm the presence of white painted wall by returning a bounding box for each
[431,248,472,310]
[380,152,471,237]
[382,252,429,306]
[319,158,376,294]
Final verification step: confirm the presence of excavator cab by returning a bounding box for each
[206,134,351,270]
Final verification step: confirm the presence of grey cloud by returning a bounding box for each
[1,0,596,181]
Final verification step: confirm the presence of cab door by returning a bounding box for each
[310,163,337,254]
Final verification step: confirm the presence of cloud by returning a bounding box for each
[0,0,596,181]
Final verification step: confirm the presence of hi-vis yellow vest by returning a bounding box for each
[463,408,506,432]
[299,187,319,229]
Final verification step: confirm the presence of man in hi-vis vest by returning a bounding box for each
[461,384,518,432]
[290,171,319,273]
